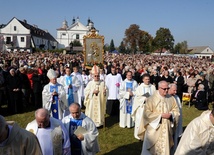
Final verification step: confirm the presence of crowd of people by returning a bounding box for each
[1,50,214,154]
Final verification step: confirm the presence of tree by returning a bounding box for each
[174,43,181,54]
[109,39,115,52]
[180,41,188,54]
[174,41,188,54]
[138,30,153,53]
[72,40,82,46]
[124,24,141,54]
[153,27,174,55]
[118,41,126,53]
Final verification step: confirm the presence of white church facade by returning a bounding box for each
[56,17,98,50]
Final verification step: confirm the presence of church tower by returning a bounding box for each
[62,20,68,29]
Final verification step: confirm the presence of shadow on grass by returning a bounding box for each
[105,115,119,128]
[103,141,142,155]
[0,104,37,117]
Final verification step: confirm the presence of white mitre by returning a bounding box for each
[91,65,100,75]
[47,69,57,79]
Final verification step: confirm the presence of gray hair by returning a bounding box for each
[35,108,49,118]
[198,84,205,90]
[158,80,168,88]
[169,83,177,89]
[69,102,81,112]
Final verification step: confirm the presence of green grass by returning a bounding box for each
[2,103,210,155]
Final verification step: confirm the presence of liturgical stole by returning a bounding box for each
[69,118,83,155]
[66,76,74,106]
[126,82,133,114]
[50,85,59,119]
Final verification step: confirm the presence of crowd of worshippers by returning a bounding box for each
[1,51,214,154]
[0,51,214,114]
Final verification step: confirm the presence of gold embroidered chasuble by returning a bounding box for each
[0,122,42,155]
[140,91,180,155]
[84,80,107,127]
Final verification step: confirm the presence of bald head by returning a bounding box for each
[69,103,81,119]
[35,108,50,128]
[35,108,49,118]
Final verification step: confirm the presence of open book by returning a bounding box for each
[74,126,88,136]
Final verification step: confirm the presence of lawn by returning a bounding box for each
[2,103,208,155]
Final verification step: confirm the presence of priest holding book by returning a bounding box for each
[62,103,99,155]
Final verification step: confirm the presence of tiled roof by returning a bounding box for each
[18,19,57,42]
[188,46,210,54]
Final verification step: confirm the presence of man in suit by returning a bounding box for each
[173,71,184,101]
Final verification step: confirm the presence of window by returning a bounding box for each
[76,34,79,39]
[6,37,11,44]
[21,37,24,42]
[14,26,16,31]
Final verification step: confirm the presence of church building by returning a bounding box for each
[56,17,98,50]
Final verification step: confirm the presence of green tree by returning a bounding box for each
[109,39,115,52]
[138,30,153,53]
[118,41,126,53]
[71,40,82,46]
[180,41,188,54]
[153,27,174,55]
[124,24,141,54]
[174,43,181,54]
[174,41,188,54]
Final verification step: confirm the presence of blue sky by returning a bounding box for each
[1,0,214,49]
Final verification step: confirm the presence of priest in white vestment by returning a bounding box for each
[175,110,214,155]
[42,69,67,120]
[0,115,42,155]
[62,103,100,155]
[71,66,84,107]
[140,81,180,155]
[168,84,183,153]
[26,108,71,155]
[84,65,107,127]
[60,67,80,116]
[105,66,123,116]
[131,74,156,140]
[119,71,138,128]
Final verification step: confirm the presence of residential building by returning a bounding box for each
[0,17,57,52]
[188,46,214,58]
